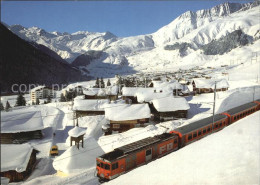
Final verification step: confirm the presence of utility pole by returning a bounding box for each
[253,86,255,101]
[212,81,217,133]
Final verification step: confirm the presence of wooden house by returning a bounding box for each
[1,111,44,144]
[151,96,190,121]
[0,144,38,182]
[68,126,86,149]
[105,104,151,134]
[192,78,229,94]
[73,99,109,118]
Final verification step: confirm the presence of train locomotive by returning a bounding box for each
[96,100,260,181]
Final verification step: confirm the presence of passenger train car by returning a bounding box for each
[96,99,260,181]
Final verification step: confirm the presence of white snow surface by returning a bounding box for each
[73,99,109,111]
[152,96,190,112]
[193,78,229,89]
[1,143,34,172]
[68,127,86,137]
[1,110,44,133]
[106,111,260,185]
[105,103,151,121]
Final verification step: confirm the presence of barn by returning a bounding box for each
[0,144,38,182]
[1,111,44,144]
[105,104,151,134]
[192,78,229,94]
[151,96,190,121]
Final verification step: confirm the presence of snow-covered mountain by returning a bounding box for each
[8,2,260,78]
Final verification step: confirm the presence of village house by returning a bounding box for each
[0,144,38,182]
[73,99,109,118]
[30,86,55,103]
[1,111,44,144]
[150,80,183,95]
[192,78,229,94]
[151,96,190,121]
[105,103,151,134]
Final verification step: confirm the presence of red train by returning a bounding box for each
[96,99,260,181]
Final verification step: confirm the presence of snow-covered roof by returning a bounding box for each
[73,99,109,111]
[122,87,154,97]
[30,85,46,92]
[78,115,105,128]
[1,110,44,133]
[136,91,173,103]
[152,80,182,90]
[83,86,118,96]
[68,127,86,137]
[152,97,190,112]
[105,104,151,121]
[1,143,34,172]
[193,78,229,89]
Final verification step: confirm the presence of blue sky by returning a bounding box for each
[1,1,251,37]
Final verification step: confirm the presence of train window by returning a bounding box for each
[240,114,242,117]
[198,131,202,136]
[101,162,104,169]
[234,116,236,120]
[105,164,110,170]
[174,139,177,144]
[146,149,152,156]
[203,129,206,134]
[97,161,100,167]
[253,108,255,111]
[193,132,197,138]
[188,134,192,140]
[220,123,222,127]
[207,127,211,132]
[215,124,218,128]
[112,162,118,170]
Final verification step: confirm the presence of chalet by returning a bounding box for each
[151,96,190,121]
[121,87,140,103]
[73,99,109,118]
[105,104,151,134]
[30,86,55,103]
[0,144,38,182]
[81,86,118,101]
[1,111,44,144]
[192,78,229,94]
[150,80,183,95]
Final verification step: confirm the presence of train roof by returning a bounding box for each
[174,114,227,135]
[99,133,177,162]
[225,102,258,115]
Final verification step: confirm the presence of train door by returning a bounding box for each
[145,148,152,162]
[126,154,136,171]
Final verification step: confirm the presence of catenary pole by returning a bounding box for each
[212,81,216,133]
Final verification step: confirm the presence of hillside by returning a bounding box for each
[0,23,88,92]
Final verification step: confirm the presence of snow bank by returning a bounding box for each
[1,143,34,172]
[105,104,151,121]
[1,110,44,133]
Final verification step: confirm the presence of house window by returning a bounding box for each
[113,124,120,129]
[188,134,192,140]
[112,162,118,170]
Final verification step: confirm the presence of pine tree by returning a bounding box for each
[95,77,100,88]
[107,79,111,87]
[60,93,66,102]
[15,94,26,106]
[100,77,105,88]
[5,101,11,111]
[0,102,4,111]
[47,96,51,103]
[36,98,40,105]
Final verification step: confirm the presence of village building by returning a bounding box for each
[151,96,190,121]
[1,111,44,144]
[73,99,109,118]
[68,126,86,149]
[150,80,183,95]
[0,144,38,182]
[192,78,229,94]
[30,86,55,103]
[105,103,151,134]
